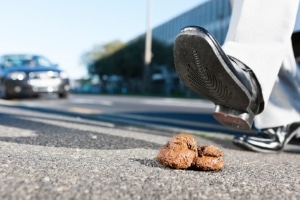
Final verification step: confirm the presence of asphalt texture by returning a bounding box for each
[0,105,300,200]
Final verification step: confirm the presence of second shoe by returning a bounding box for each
[232,122,300,153]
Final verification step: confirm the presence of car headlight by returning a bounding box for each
[60,71,68,79]
[8,71,27,80]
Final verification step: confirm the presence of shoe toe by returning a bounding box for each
[233,135,246,142]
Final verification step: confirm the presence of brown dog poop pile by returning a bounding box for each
[157,133,224,171]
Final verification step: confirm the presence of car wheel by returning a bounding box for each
[0,85,11,99]
[58,92,68,99]
[32,94,40,98]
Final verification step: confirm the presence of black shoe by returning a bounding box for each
[233,122,300,153]
[174,26,264,130]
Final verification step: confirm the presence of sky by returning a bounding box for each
[0,0,207,80]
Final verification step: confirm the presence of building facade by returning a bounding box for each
[152,0,232,45]
[145,0,232,95]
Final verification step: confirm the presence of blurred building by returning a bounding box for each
[152,0,232,45]
[147,0,232,96]
[98,0,232,95]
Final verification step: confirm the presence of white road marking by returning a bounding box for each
[68,107,102,114]
[70,99,113,106]
[142,98,214,108]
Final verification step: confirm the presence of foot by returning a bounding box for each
[233,122,300,153]
[174,26,263,130]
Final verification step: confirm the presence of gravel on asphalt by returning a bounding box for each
[0,105,299,200]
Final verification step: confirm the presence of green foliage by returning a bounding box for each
[81,40,125,74]
[89,37,174,79]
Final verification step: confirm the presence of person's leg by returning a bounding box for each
[174,0,299,130]
[232,40,300,153]
[223,0,299,104]
[229,1,300,153]
[255,40,300,129]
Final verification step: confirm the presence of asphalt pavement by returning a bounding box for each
[0,104,299,200]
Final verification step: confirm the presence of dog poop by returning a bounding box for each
[157,133,224,171]
[194,145,224,171]
[156,133,198,169]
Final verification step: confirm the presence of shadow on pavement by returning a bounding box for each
[0,111,162,150]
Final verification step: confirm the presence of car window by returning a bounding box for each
[0,55,33,67]
[35,56,52,67]
[0,55,53,68]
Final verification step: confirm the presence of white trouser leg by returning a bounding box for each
[254,40,300,129]
[222,0,299,103]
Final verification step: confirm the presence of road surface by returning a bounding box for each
[0,94,299,199]
[1,94,254,136]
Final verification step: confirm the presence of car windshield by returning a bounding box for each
[0,55,53,68]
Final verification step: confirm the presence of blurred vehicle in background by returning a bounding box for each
[0,54,70,99]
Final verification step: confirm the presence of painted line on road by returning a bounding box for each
[70,99,113,106]
[68,107,102,114]
[142,98,214,109]
[0,99,19,105]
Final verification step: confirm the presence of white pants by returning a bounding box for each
[222,0,300,129]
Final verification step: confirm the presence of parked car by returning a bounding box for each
[0,54,70,99]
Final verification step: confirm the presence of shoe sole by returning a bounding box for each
[174,27,252,130]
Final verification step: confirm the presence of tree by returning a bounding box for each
[81,40,125,75]
[89,37,174,80]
